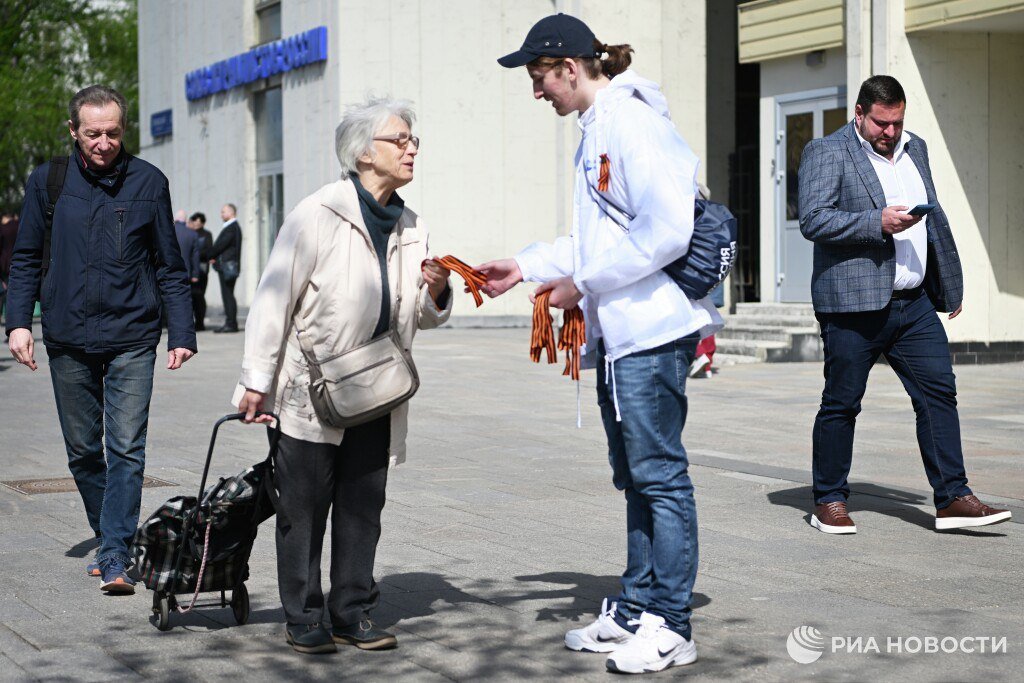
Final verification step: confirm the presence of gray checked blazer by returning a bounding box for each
[797,121,963,313]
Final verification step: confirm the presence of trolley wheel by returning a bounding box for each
[155,594,171,631]
[231,583,249,625]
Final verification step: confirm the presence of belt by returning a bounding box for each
[891,286,922,301]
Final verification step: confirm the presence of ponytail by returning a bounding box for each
[594,39,634,79]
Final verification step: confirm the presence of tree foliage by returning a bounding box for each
[0,0,138,213]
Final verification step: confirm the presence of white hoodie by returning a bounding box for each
[515,70,723,366]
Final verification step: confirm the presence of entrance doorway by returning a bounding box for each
[774,89,846,302]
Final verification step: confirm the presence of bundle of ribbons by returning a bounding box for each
[530,291,586,381]
[433,255,487,307]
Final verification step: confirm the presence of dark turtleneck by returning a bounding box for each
[351,174,405,338]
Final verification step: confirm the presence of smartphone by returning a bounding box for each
[907,203,936,216]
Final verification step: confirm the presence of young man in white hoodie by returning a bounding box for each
[480,13,722,675]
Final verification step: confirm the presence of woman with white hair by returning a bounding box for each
[234,96,452,654]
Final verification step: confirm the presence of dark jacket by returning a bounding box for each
[4,148,197,352]
[798,121,963,313]
[195,227,213,276]
[209,219,242,272]
[0,218,18,282]
[174,220,201,280]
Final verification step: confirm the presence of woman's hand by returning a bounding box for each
[238,389,273,424]
[477,259,523,298]
[532,276,583,310]
[422,258,451,305]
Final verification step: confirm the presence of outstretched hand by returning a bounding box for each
[477,259,523,298]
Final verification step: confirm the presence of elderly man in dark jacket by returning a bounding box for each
[5,85,197,593]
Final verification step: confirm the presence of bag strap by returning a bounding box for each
[42,156,69,278]
[388,217,404,333]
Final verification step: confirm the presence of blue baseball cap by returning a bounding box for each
[497,13,600,68]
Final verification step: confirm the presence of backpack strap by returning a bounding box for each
[41,156,69,280]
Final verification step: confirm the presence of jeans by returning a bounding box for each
[813,289,971,509]
[596,334,700,640]
[218,273,238,328]
[274,416,391,627]
[47,346,156,565]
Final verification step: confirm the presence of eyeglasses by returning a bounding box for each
[372,132,420,150]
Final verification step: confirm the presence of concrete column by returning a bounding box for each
[846,0,872,99]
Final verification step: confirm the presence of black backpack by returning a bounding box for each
[587,179,739,301]
[39,156,69,290]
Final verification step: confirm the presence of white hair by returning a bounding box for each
[335,95,416,176]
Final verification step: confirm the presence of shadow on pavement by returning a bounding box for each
[65,535,100,558]
[767,483,1008,536]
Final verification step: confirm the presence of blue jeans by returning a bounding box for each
[813,289,971,509]
[596,334,700,640]
[47,346,156,565]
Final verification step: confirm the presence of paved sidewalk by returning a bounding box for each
[0,328,1021,681]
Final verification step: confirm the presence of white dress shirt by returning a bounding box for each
[856,128,929,290]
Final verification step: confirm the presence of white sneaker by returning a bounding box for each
[564,598,634,653]
[605,612,697,674]
[688,354,711,378]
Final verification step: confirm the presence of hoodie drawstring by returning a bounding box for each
[604,355,621,422]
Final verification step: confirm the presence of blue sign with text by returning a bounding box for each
[185,26,328,101]
[151,109,172,138]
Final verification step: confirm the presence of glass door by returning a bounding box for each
[775,92,846,303]
[256,170,284,272]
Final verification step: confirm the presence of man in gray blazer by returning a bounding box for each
[798,75,1010,534]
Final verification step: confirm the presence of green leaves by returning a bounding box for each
[0,0,138,213]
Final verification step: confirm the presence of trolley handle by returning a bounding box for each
[196,412,281,500]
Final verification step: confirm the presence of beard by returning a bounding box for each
[858,120,899,156]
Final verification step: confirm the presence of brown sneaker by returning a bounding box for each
[935,495,1012,530]
[811,501,857,534]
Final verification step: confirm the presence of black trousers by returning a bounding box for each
[191,273,208,330]
[274,416,390,627]
[218,273,238,328]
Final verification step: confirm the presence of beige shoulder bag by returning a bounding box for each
[293,223,419,428]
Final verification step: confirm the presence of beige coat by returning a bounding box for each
[232,177,452,465]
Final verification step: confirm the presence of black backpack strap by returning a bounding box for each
[40,156,69,281]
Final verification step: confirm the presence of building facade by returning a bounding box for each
[739,0,1024,351]
[137,0,710,323]
[138,0,1024,354]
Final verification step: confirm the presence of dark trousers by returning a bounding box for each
[191,273,208,330]
[274,416,391,627]
[812,289,972,509]
[218,273,237,328]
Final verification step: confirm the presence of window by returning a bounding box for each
[254,87,282,165]
[256,0,281,45]
[254,86,283,271]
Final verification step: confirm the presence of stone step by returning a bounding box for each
[715,338,792,363]
[712,352,762,366]
[724,314,820,329]
[734,302,816,318]
[718,325,819,343]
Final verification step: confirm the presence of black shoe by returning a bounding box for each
[213,325,239,334]
[332,619,398,650]
[285,623,337,654]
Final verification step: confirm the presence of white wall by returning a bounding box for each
[887,26,1024,342]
